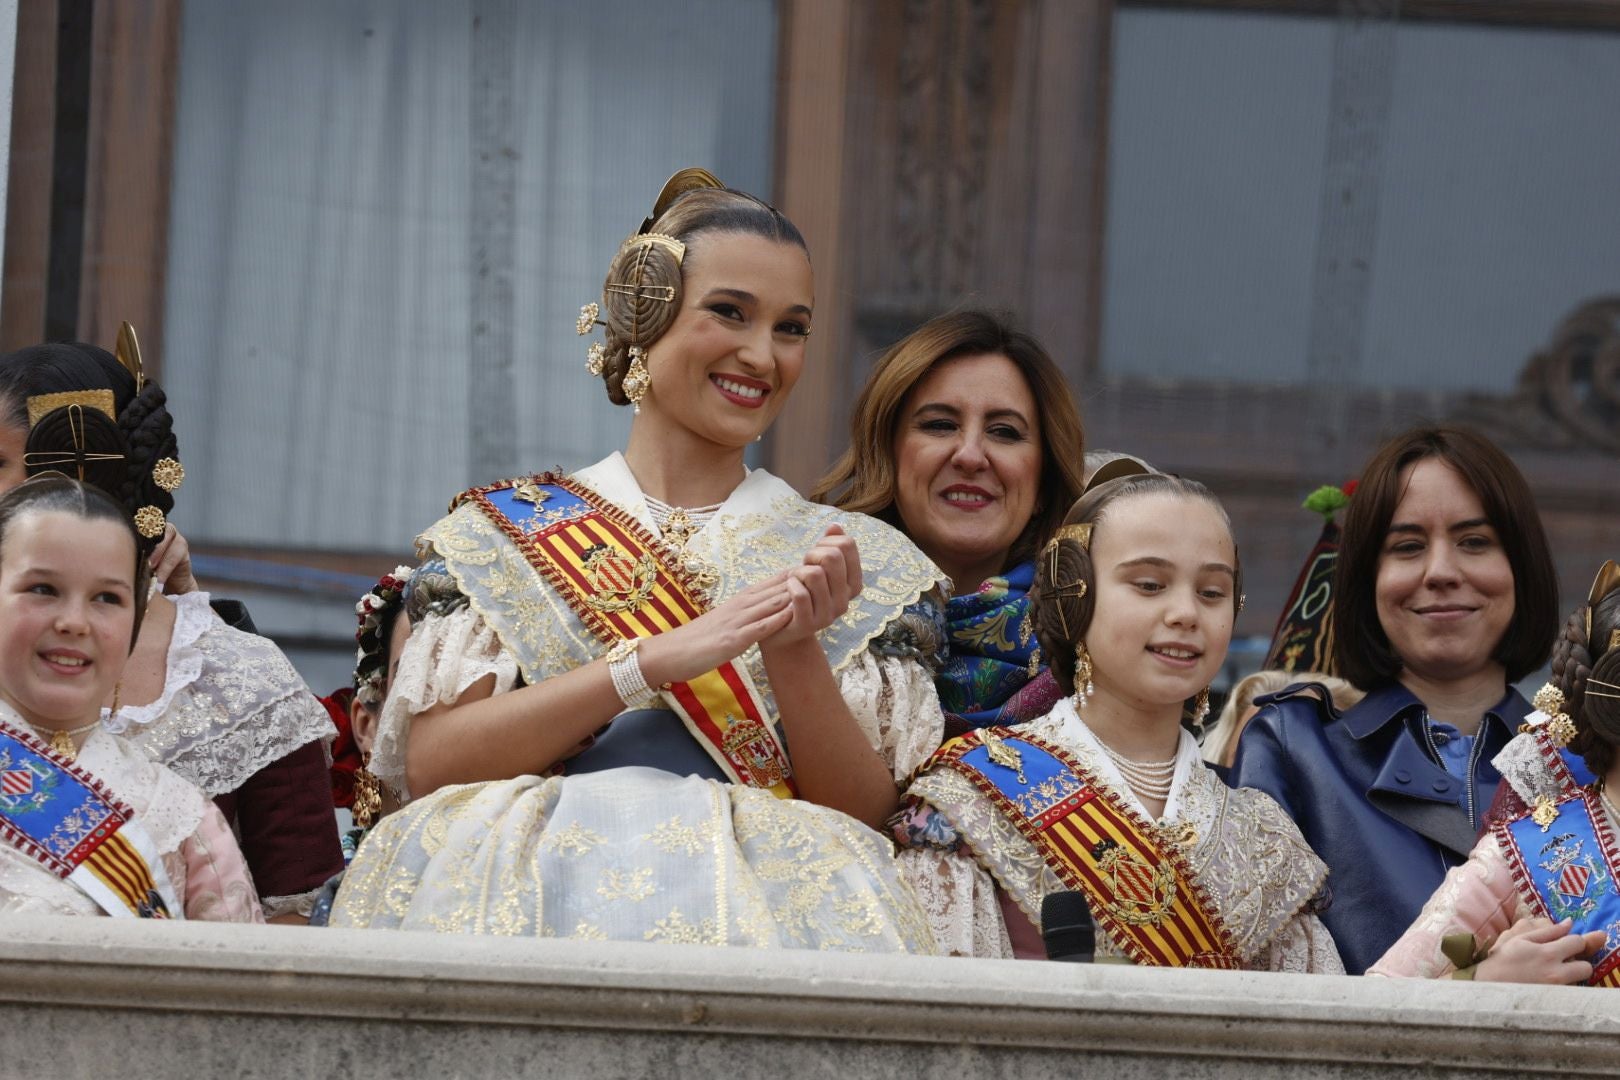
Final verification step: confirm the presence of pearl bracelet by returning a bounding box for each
[606,639,661,709]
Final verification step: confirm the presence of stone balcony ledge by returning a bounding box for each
[0,915,1612,1078]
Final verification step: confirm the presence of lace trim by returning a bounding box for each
[102,590,213,733]
[369,606,521,802]
[103,612,337,796]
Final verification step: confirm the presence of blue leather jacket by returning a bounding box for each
[1229,681,1527,975]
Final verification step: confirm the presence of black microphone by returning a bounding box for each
[1042,890,1096,963]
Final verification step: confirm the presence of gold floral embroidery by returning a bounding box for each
[645,906,719,945]
[644,814,709,856]
[596,867,656,903]
[541,820,606,856]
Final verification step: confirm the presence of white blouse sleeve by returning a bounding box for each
[369,605,522,802]
[836,650,946,784]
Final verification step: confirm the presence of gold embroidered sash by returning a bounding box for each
[923,726,1240,968]
[457,474,796,798]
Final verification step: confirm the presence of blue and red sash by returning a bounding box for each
[922,726,1240,968]
[456,475,796,798]
[0,726,180,918]
[1498,790,1620,987]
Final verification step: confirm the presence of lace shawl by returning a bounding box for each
[902,699,1342,970]
[371,454,947,802]
[103,591,336,797]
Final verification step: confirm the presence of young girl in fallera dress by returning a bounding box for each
[0,475,259,920]
[893,473,1341,969]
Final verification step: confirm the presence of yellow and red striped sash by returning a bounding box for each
[458,474,796,798]
[0,725,177,918]
[925,727,1240,968]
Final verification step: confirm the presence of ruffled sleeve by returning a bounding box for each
[180,803,265,922]
[369,604,522,802]
[1367,833,1529,978]
[836,648,945,783]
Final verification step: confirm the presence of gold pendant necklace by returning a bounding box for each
[29,719,101,760]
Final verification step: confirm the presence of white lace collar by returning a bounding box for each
[101,590,215,733]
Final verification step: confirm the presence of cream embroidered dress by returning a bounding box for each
[0,703,263,921]
[332,453,945,950]
[897,697,1344,970]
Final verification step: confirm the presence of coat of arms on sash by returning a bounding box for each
[722,714,787,788]
[1093,837,1178,926]
[1537,831,1612,922]
[581,544,657,612]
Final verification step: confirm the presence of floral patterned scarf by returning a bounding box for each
[935,561,1061,732]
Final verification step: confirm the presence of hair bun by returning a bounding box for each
[23,403,130,497]
[1031,535,1097,696]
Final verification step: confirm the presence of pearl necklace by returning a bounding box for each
[1093,736,1178,801]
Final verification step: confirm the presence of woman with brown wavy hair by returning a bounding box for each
[814,310,1086,736]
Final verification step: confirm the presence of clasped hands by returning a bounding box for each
[637,525,862,688]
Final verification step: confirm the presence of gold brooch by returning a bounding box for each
[151,457,185,493]
[981,728,1027,785]
[1531,795,1559,831]
[133,505,166,539]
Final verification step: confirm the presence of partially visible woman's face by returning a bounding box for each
[892,353,1042,593]
[0,418,28,493]
[350,612,413,756]
[639,232,813,450]
[1085,492,1236,716]
[1375,458,1515,685]
[0,510,137,729]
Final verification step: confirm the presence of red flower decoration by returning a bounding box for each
[321,687,361,809]
[1341,479,1359,497]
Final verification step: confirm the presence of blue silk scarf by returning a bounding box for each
[936,562,1058,729]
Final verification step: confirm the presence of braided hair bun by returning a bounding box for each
[23,403,129,498]
[1031,530,1097,697]
[598,237,685,406]
[115,381,180,526]
[1557,588,1620,776]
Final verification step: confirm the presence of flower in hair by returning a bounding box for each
[353,565,414,705]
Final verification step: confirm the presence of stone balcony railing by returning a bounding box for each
[1,916,1615,1078]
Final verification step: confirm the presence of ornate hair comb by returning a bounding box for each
[1588,559,1620,643]
[638,167,724,235]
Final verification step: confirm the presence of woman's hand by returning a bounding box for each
[762,525,864,651]
[150,523,198,595]
[637,571,794,687]
[1476,917,1607,985]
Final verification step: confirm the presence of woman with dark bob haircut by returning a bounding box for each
[1231,425,1559,974]
[814,310,1086,738]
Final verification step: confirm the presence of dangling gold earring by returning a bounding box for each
[1073,643,1095,703]
[623,346,651,413]
[1193,686,1211,727]
[352,752,383,830]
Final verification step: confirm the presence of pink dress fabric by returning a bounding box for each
[1367,833,1529,978]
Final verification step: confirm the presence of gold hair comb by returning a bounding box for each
[1588,560,1620,643]
[26,390,116,429]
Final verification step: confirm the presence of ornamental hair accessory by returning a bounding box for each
[1587,560,1620,643]
[638,167,725,235]
[151,457,185,493]
[354,565,414,706]
[22,403,126,481]
[133,505,166,539]
[115,321,145,392]
[1082,456,1151,495]
[1053,523,1093,550]
[25,390,117,429]
[577,302,601,336]
[1526,683,1577,746]
[622,347,651,413]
